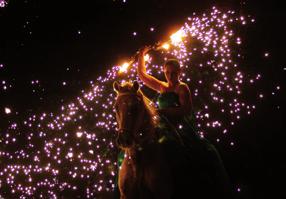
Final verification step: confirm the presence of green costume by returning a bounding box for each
[156,91,233,198]
[157,91,200,146]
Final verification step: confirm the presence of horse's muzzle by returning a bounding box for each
[116,130,133,148]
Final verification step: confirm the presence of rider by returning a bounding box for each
[137,46,199,145]
[136,46,234,198]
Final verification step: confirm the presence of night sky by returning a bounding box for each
[0,0,285,198]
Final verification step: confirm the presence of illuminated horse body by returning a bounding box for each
[113,81,173,199]
[113,81,234,199]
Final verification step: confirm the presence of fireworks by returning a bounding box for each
[0,0,8,8]
[4,107,11,114]
[0,6,279,198]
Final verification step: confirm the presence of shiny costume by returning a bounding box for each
[156,91,234,198]
[157,91,200,146]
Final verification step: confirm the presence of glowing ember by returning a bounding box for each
[118,62,130,73]
[161,43,170,50]
[0,0,8,8]
[170,29,186,45]
[4,107,11,114]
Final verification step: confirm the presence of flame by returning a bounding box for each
[170,29,186,44]
[118,62,130,73]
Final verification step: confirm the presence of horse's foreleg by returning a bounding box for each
[118,160,138,199]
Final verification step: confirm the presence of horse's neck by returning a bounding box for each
[124,99,159,168]
[125,135,158,166]
[133,103,156,134]
[124,142,157,179]
[132,106,157,146]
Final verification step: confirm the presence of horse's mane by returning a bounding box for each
[118,81,159,127]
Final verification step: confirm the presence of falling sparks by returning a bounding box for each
[144,54,150,62]
[0,0,8,8]
[0,7,278,198]
[264,52,269,57]
[4,107,11,114]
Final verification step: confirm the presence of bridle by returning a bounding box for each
[115,92,156,150]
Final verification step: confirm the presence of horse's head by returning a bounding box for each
[113,81,157,149]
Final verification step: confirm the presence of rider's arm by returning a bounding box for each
[137,47,165,92]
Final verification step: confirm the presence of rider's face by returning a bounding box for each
[164,64,180,84]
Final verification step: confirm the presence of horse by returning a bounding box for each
[113,81,174,199]
[113,81,234,199]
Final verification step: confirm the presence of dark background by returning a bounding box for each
[1,0,285,198]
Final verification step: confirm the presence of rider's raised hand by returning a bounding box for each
[139,45,152,55]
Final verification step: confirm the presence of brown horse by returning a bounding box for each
[113,81,173,199]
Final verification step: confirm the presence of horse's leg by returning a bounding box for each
[118,160,138,199]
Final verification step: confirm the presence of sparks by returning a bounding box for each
[0,7,267,198]
[118,62,130,73]
[0,0,8,8]
[4,107,11,114]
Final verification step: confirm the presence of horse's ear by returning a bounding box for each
[113,81,121,92]
[132,81,140,92]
